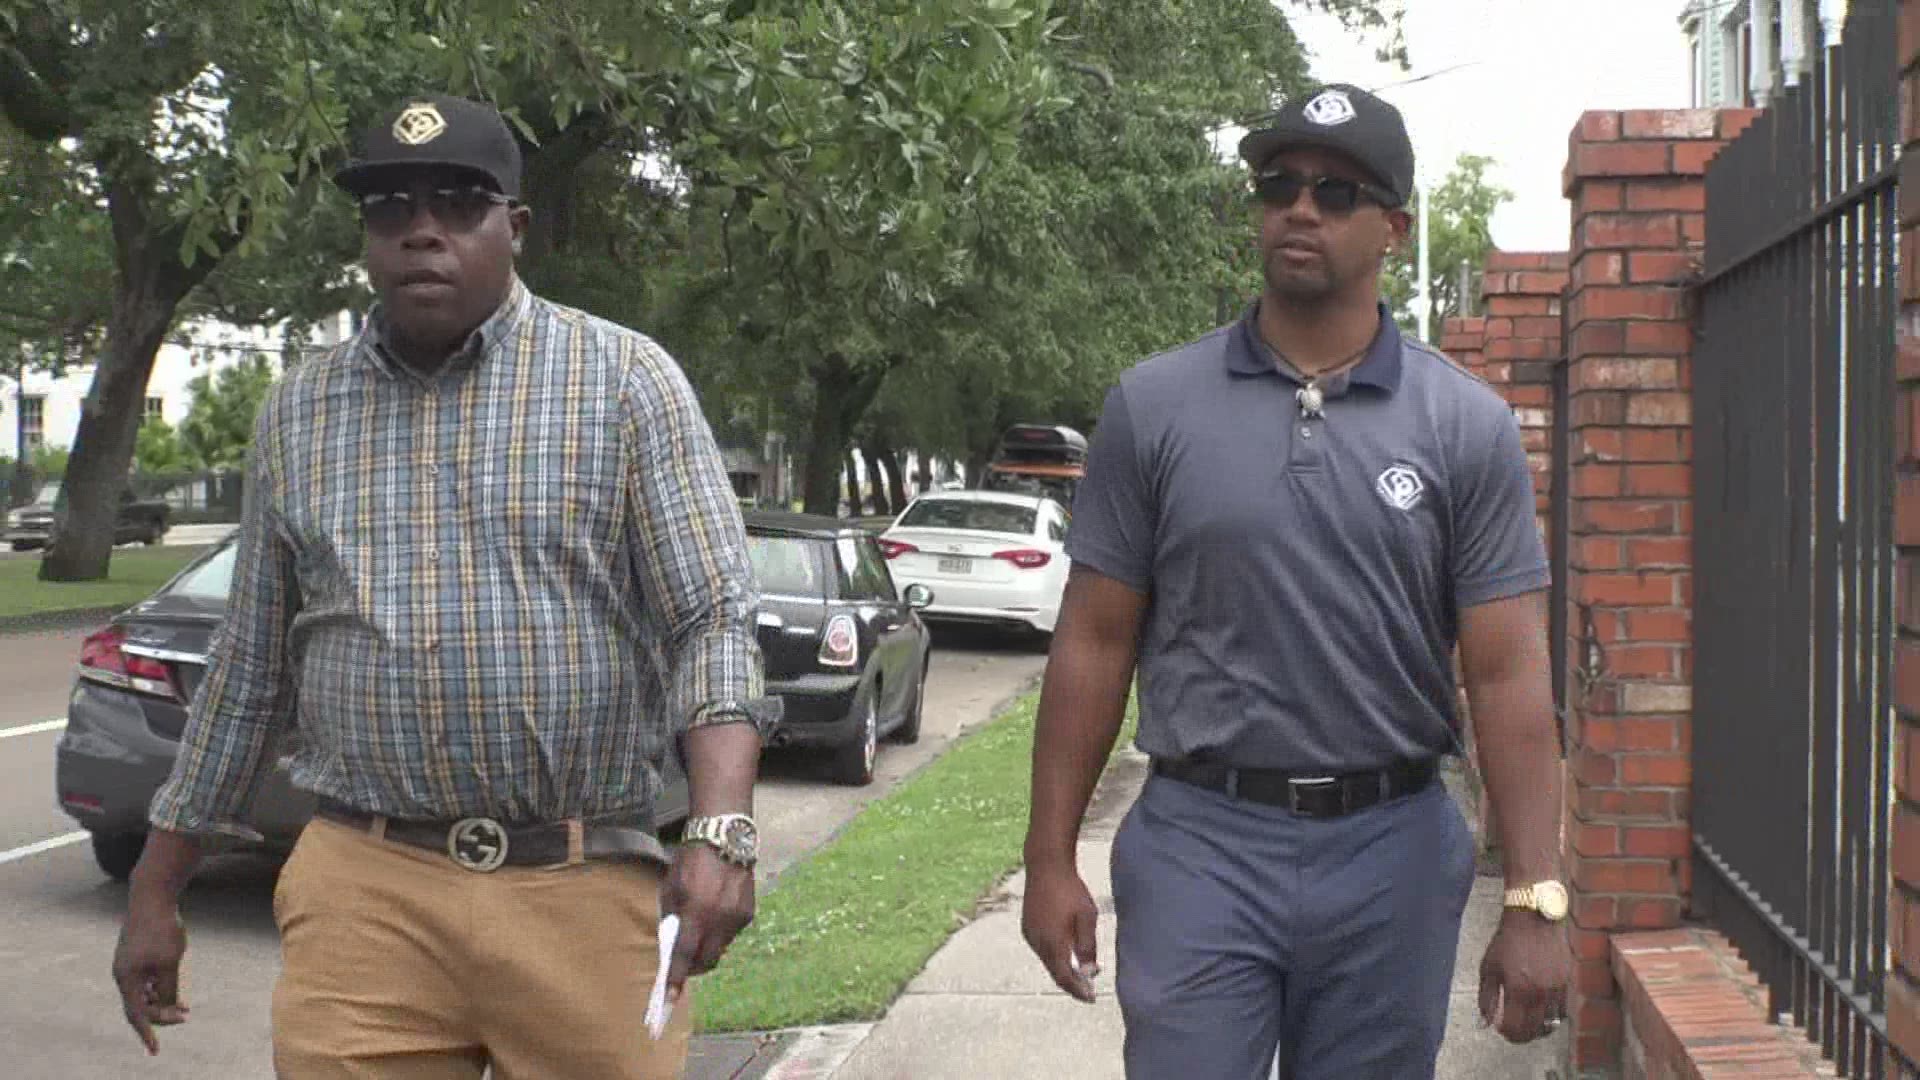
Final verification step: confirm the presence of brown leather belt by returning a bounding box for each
[314,798,664,871]
[1151,757,1439,818]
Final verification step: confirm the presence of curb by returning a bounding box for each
[0,605,129,637]
[759,1024,877,1080]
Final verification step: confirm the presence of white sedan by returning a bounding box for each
[877,490,1072,635]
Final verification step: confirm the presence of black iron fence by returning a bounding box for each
[1689,3,1906,1077]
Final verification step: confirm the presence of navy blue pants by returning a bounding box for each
[1110,769,1475,1080]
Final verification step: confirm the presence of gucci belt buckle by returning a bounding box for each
[1287,776,1339,815]
[447,816,510,872]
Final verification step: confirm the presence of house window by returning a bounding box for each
[144,397,164,423]
[19,395,45,451]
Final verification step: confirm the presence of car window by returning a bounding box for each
[836,536,897,602]
[746,534,828,596]
[1047,514,1065,543]
[897,498,1038,536]
[166,544,240,601]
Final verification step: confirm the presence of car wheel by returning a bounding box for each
[888,657,927,745]
[831,688,880,787]
[91,831,147,882]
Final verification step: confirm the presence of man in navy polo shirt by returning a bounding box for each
[1020,83,1573,1078]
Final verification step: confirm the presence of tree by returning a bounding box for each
[133,417,194,477]
[177,354,277,470]
[1382,152,1513,336]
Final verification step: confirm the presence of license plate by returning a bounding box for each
[938,557,971,574]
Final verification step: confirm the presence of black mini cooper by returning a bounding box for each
[745,512,935,786]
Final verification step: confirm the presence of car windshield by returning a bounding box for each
[747,533,828,596]
[165,543,238,601]
[897,498,1037,536]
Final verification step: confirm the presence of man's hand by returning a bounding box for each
[1021,864,1100,1003]
[660,841,755,1007]
[112,894,190,1055]
[1477,910,1572,1043]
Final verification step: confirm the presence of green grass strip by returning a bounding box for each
[0,547,203,618]
[694,691,1135,1033]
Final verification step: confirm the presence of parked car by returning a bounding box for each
[979,423,1086,509]
[53,538,692,881]
[746,512,935,786]
[6,483,171,551]
[876,490,1071,638]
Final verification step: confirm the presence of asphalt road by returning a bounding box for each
[0,624,1046,1079]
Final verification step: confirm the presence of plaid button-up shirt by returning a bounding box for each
[149,279,773,840]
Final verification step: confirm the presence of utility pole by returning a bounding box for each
[1457,260,1474,319]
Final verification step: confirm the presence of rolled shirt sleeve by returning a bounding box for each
[1062,384,1156,593]
[619,338,778,744]
[148,405,300,841]
[1451,404,1551,608]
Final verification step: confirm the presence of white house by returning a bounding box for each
[0,310,357,461]
[1682,0,1850,109]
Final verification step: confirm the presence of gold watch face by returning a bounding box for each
[1533,881,1569,921]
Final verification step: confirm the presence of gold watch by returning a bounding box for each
[1503,880,1570,922]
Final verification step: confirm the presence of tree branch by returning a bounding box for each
[1064,61,1115,94]
[0,43,76,141]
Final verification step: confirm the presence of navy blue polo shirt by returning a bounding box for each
[1064,303,1549,771]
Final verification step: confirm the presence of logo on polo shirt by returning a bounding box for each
[1303,89,1357,127]
[1376,464,1424,510]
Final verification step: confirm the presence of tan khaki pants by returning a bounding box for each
[270,816,693,1079]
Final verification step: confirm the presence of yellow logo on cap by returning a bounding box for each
[392,102,448,146]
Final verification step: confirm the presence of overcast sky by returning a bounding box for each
[1269,0,1696,252]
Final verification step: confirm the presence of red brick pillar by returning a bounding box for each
[1439,315,1487,379]
[1478,251,1570,537]
[1889,0,1920,1067]
[1558,107,1753,1073]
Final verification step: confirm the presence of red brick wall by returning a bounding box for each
[1558,108,1754,1074]
[1891,0,1920,1068]
[1439,315,1486,379]
[1479,252,1569,533]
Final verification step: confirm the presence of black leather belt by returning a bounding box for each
[314,799,662,871]
[1151,757,1439,818]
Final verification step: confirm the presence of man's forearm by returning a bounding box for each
[683,721,760,817]
[1468,673,1563,886]
[128,831,207,904]
[1024,640,1135,871]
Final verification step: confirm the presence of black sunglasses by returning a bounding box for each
[1252,170,1397,214]
[358,186,516,234]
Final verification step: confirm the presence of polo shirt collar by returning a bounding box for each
[1227,300,1404,393]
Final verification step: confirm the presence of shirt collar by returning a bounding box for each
[356,276,532,381]
[1226,300,1404,394]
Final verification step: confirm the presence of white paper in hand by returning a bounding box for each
[645,914,682,1040]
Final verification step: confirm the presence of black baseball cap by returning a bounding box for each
[332,94,523,199]
[1237,83,1415,207]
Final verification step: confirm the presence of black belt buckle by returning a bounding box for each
[1287,775,1342,817]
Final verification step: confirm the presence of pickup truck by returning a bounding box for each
[5,484,171,551]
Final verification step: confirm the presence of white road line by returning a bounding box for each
[0,831,88,866]
[0,718,67,739]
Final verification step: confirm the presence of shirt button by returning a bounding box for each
[428,549,441,562]
[1300,426,1314,438]
[429,463,441,476]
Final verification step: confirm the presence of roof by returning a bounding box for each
[905,489,1056,509]
[743,511,863,537]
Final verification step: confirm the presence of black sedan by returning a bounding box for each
[53,538,692,881]
[745,512,935,786]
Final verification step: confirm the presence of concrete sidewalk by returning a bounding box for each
[737,749,1569,1080]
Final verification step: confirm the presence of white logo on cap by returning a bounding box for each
[1303,89,1357,127]
[392,102,449,146]
[1376,464,1424,511]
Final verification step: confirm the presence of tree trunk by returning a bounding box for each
[862,442,892,517]
[876,439,909,512]
[843,453,862,516]
[915,453,932,497]
[798,353,896,516]
[41,179,226,581]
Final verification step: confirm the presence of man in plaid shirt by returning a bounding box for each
[111,94,776,1079]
